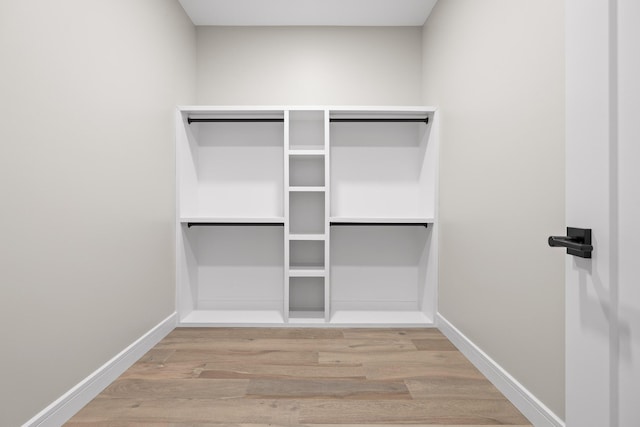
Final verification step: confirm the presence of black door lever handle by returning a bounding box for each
[548,227,593,258]
[548,236,593,252]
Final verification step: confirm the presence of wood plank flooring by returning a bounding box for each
[66,328,532,426]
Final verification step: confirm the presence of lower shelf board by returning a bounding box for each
[180,310,284,325]
[178,309,433,327]
[330,310,433,325]
[288,310,326,323]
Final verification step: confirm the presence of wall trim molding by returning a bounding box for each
[23,312,178,427]
[436,313,565,427]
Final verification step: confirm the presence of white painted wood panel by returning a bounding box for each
[566,1,613,426]
[616,1,640,424]
[565,1,640,425]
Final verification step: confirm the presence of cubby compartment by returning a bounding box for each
[178,111,284,220]
[329,225,436,325]
[290,240,324,269]
[289,277,325,321]
[177,224,285,324]
[330,111,435,221]
[289,110,325,151]
[289,155,325,187]
[289,192,325,235]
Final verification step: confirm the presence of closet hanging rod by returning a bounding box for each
[187,222,285,228]
[188,118,284,124]
[330,222,429,228]
[330,117,429,124]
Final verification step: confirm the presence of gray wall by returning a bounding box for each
[196,26,423,105]
[422,0,566,418]
[0,1,195,425]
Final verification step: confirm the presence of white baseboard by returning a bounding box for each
[436,313,565,427]
[24,312,178,427]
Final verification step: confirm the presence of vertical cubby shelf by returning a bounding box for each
[177,106,437,326]
[285,110,329,322]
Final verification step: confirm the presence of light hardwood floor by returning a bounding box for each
[66,328,532,426]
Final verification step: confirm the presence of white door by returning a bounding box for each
[565,1,640,426]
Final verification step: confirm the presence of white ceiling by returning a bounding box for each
[178,0,438,26]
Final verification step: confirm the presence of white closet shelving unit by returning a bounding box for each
[176,106,438,326]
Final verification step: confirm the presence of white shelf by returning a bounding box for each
[179,105,287,113]
[328,106,436,114]
[288,311,326,323]
[181,217,285,224]
[330,310,433,326]
[289,266,325,277]
[289,234,325,241]
[289,186,326,192]
[330,217,434,224]
[180,310,285,325]
[289,149,325,156]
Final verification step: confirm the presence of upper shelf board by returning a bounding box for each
[181,217,285,224]
[179,106,436,113]
[330,217,434,224]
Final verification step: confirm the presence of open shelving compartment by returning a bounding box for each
[329,109,436,222]
[178,108,285,222]
[289,110,325,152]
[179,224,285,325]
[176,107,286,325]
[329,224,435,325]
[290,154,325,190]
[289,277,326,322]
[289,240,325,272]
[328,107,438,325]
